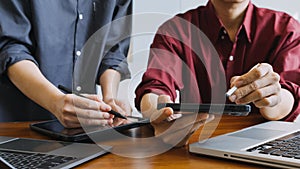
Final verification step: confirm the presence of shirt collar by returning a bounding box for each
[205,1,253,44]
[205,1,223,44]
[243,1,254,43]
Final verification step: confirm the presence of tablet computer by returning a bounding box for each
[30,116,150,142]
[157,103,251,116]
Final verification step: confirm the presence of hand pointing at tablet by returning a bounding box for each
[141,93,213,147]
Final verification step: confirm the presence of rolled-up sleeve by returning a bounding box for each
[0,0,37,76]
[98,0,132,81]
[135,23,186,110]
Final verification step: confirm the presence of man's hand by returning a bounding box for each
[229,63,281,107]
[54,94,114,128]
[229,63,294,120]
[141,94,213,147]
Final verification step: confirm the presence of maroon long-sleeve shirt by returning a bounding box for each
[135,1,300,121]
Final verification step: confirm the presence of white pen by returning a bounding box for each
[226,63,261,97]
[225,86,237,97]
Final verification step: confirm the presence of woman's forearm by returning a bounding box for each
[99,69,121,101]
[7,60,64,114]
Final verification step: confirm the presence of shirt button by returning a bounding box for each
[221,36,225,40]
[223,30,227,34]
[76,50,81,56]
[79,14,83,20]
[229,55,234,61]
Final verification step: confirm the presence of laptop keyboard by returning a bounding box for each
[0,150,77,169]
[247,131,300,159]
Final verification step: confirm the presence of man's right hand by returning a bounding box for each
[54,93,114,128]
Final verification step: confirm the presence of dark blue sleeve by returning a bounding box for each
[0,0,38,76]
[97,0,132,81]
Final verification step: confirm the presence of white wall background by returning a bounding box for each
[119,0,300,114]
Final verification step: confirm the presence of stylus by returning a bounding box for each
[225,86,237,97]
[58,85,127,119]
[226,64,261,97]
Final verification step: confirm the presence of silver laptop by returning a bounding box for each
[0,136,110,169]
[189,121,300,168]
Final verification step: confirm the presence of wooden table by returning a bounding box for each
[0,112,270,169]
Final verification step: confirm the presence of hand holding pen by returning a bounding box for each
[226,64,261,101]
[55,85,126,128]
[226,63,282,109]
[58,85,127,119]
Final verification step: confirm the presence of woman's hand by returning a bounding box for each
[104,98,132,126]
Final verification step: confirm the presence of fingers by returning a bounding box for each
[230,76,240,87]
[253,94,281,108]
[61,116,113,128]
[233,63,272,87]
[114,99,132,115]
[75,94,111,112]
[149,95,213,147]
[229,63,281,107]
[64,94,112,118]
[109,100,130,118]
[235,83,281,105]
[154,113,212,147]
[104,99,132,126]
[151,95,174,124]
[77,117,113,127]
[151,106,173,124]
[58,94,114,128]
[166,114,182,122]
[58,109,113,128]
[229,72,280,102]
[73,107,112,119]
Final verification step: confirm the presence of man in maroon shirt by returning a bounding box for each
[135,0,300,146]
